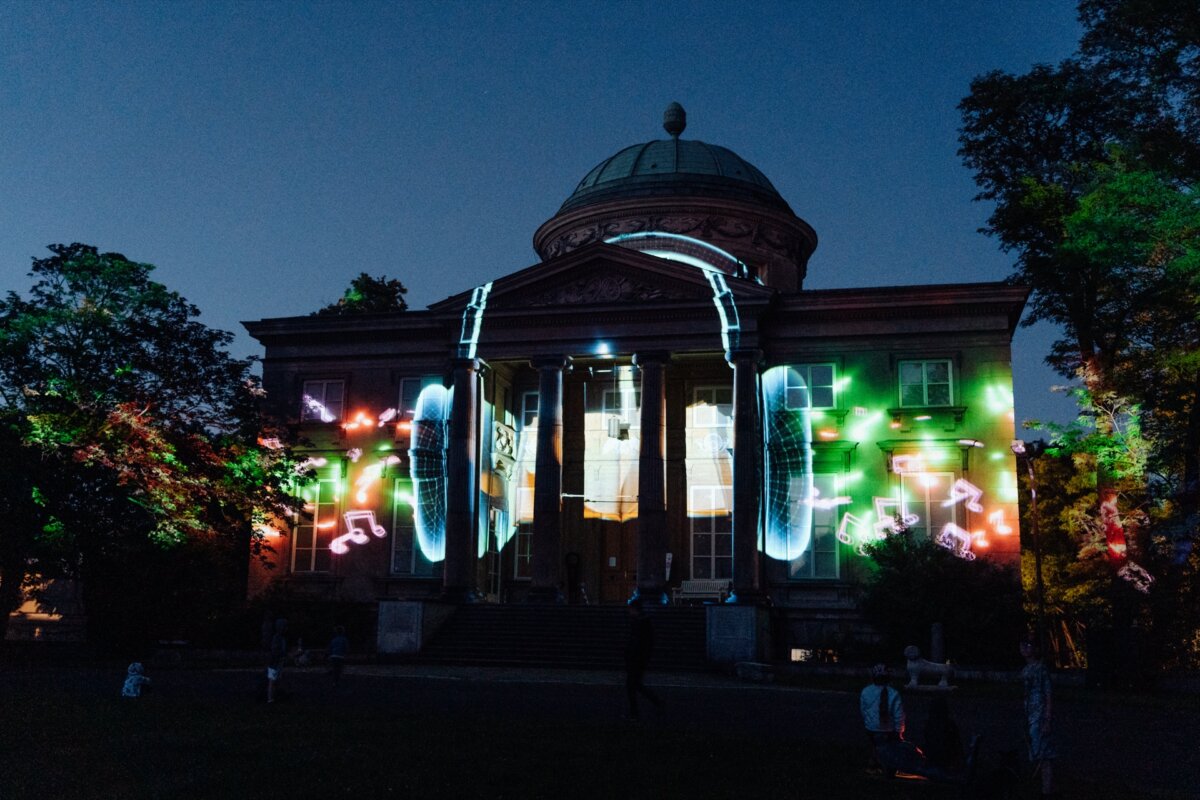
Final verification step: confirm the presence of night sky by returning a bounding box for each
[1,1,1083,427]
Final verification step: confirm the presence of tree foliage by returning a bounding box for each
[859,533,1024,666]
[314,272,408,315]
[0,244,300,648]
[960,0,1200,668]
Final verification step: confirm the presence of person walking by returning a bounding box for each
[328,625,349,687]
[266,618,288,704]
[623,598,662,720]
[1020,637,1057,797]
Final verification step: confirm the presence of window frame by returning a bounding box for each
[785,364,837,410]
[389,476,442,578]
[787,473,842,581]
[689,485,733,580]
[897,359,954,408]
[513,522,533,580]
[292,475,340,573]
[300,379,345,423]
[691,385,733,429]
[899,470,958,541]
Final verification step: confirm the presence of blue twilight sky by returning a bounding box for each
[1,1,1084,428]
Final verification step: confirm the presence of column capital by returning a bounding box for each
[530,355,573,372]
[450,356,487,373]
[725,348,764,366]
[632,351,672,367]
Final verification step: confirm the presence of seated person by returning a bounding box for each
[860,664,938,779]
[122,662,152,698]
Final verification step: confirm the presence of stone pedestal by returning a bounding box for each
[706,604,770,665]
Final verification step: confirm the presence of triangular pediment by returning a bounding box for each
[431,243,773,314]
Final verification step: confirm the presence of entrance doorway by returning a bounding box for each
[600,518,637,604]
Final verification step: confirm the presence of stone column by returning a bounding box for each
[443,357,484,602]
[728,348,764,604]
[634,352,669,603]
[529,355,571,601]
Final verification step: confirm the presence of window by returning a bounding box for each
[788,473,841,580]
[301,380,345,422]
[786,364,836,410]
[898,360,952,407]
[690,486,732,579]
[513,522,533,579]
[900,471,957,540]
[390,478,441,577]
[520,391,539,429]
[398,376,440,445]
[692,386,732,428]
[293,476,339,572]
[602,387,641,425]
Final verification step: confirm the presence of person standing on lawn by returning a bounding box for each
[266,618,288,704]
[1021,637,1057,797]
[624,598,662,720]
[328,625,349,687]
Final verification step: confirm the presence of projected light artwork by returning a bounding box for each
[409,384,450,561]
[605,232,744,352]
[458,281,493,360]
[331,510,387,554]
[762,365,814,560]
[936,523,977,560]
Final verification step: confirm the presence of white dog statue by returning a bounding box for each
[904,645,953,689]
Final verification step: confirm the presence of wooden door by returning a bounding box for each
[600,519,638,604]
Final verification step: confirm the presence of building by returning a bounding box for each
[245,104,1027,655]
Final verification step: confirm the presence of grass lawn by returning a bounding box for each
[0,666,1179,799]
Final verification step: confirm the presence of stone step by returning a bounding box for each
[417,605,707,670]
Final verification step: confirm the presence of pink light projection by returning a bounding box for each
[873,496,919,535]
[1118,561,1154,594]
[936,523,976,560]
[943,479,984,513]
[987,509,1013,535]
[330,510,387,554]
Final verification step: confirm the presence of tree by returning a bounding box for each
[0,244,299,648]
[859,533,1024,666]
[314,272,408,315]
[959,1,1200,668]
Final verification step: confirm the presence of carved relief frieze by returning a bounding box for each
[543,214,804,264]
[525,273,694,306]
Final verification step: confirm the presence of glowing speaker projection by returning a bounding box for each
[409,384,450,561]
[762,365,814,560]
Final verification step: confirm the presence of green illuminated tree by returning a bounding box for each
[0,244,299,647]
[959,0,1200,666]
[315,272,408,315]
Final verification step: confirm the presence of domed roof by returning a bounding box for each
[558,103,792,214]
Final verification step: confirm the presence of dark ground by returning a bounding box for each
[1,662,1196,799]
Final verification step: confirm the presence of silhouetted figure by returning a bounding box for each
[624,599,662,720]
[1020,638,1057,797]
[121,662,151,697]
[922,695,965,772]
[328,625,349,687]
[267,618,288,704]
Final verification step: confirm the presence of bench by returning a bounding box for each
[672,579,732,604]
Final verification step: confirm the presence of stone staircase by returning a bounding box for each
[416,604,708,671]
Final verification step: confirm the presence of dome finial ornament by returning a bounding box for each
[663,102,686,138]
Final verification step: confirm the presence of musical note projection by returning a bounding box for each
[330,510,388,554]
